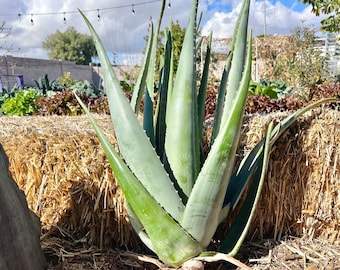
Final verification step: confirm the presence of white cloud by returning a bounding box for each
[0,0,327,64]
[201,5,242,37]
[1,0,198,62]
[202,0,326,39]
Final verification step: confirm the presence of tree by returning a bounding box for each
[299,0,340,32]
[0,22,18,54]
[42,27,95,65]
[167,21,186,73]
[144,20,186,74]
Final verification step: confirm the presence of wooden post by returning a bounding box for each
[0,144,45,270]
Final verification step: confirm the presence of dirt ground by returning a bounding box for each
[43,234,340,269]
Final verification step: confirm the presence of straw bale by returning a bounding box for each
[0,115,138,250]
[219,108,339,242]
[0,109,339,250]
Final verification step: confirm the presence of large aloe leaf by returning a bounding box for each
[130,21,153,113]
[211,0,250,144]
[220,122,273,255]
[155,29,172,160]
[197,33,212,150]
[165,0,200,198]
[146,0,166,103]
[221,0,250,122]
[180,1,252,246]
[73,98,202,266]
[79,11,184,222]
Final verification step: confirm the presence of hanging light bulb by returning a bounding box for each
[97,9,101,21]
[30,14,34,25]
[18,13,22,21]
[63,12,66,24]
[168,0,171,9]
[131,4,135,16]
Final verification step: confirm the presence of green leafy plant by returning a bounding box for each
[34,74,58,94]
[119,80,133,92]
[71,80,102,98]
[249,81,279,99]
[249,79,292,99]
[75,0,339,267]
[0,88,42,116]
[0,88,16,109]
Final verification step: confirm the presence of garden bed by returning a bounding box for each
[0,108,339,269]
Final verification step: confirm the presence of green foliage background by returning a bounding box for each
[299,0,340,32]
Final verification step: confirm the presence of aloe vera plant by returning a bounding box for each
[75,0,339,267]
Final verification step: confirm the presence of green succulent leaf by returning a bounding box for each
[180,3,252,247]
[197,32,212,149]
[130,21,154,113]
[146,0,166,102]
[165,0,200,198]
[210,53,231,146]
[155,29,172,160]
[79,10,185,222]
[220,121,273,255]
[221,0,250,123]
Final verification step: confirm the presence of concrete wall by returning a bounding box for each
[0,55,141,91]
[0,55,95,89]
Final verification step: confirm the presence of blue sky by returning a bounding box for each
[276,0,308,11]
[0,0,324,64]
[207,0,308,12]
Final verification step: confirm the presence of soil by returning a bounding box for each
[43,235,340,269]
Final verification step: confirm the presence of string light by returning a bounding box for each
[0,0,163,23]
[168,0,171,9]
[97,9,101,21]
[131,4,135,16]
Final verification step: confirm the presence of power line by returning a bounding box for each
[253,0,275,36]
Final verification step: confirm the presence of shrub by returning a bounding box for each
[246,94,303,114]
[56,72,77,88]
[257,26,332,98]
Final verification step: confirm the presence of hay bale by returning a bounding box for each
[235,109,339,242]
[0,115,137,250]
[0,109,338,250]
